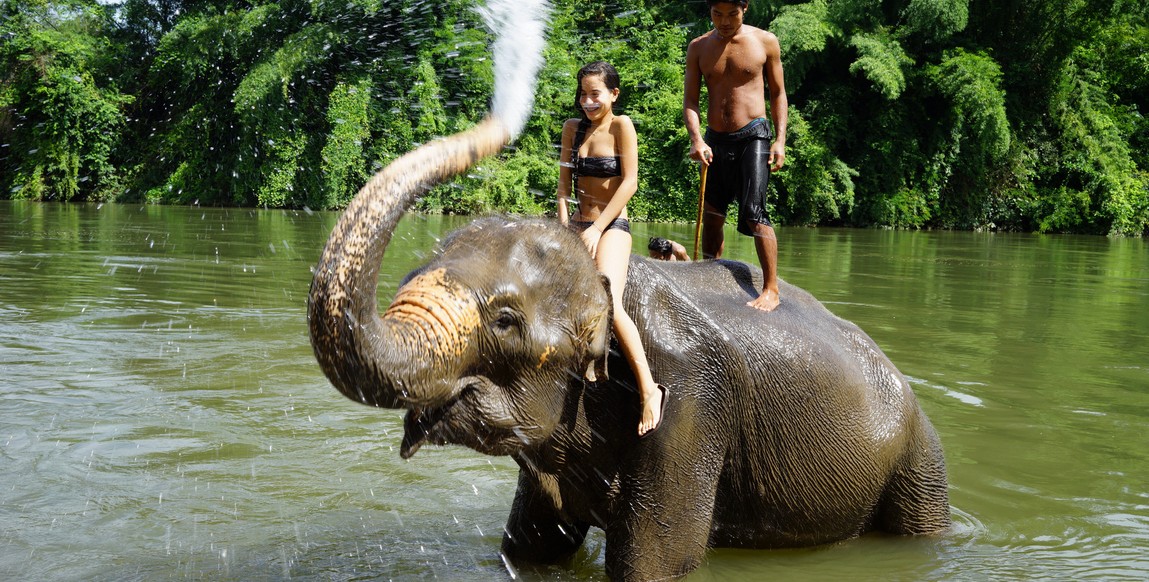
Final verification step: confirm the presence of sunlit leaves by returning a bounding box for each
[613,23,691,221]
[929,49,1010,160]
[773,0,834,55]
[410,53,447,140]
[918,49,1010,227]
[848,32,912,99]
[900,0,969,43]
[1044,55,1149,235]
[1,0,128,200]
[775,107,855,225]
[233,25,329,114]
[320,78,372,208]
[256,129,306,207]
[771,0,836,91]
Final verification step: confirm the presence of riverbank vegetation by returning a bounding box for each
[2,0,1146,235]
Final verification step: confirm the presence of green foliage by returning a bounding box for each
[770,0,836,92]
[232,23,331,206]
[1,0,1145,236]
[14,67,127,200]
[929,50,1010,161]
[774,106,855,225]
[848,32,913,100]
[1041,54,1149,235]
[924,49,1011,228]
[900,0,969,42]
[1,0,128,200]
[133,6,281,205]
[419,139,550,215]
[410,53,448,140]
[320,78,372,209]
[614,23,693,222]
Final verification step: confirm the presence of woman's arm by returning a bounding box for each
[556,119,576,225]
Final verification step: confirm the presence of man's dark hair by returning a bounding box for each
[648,237,673,254]
[707,0,748,7]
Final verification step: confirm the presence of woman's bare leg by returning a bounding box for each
[597,228,664,436]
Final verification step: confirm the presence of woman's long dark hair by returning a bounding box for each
[573,61,621,119]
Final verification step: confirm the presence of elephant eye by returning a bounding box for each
[493,308,519,331]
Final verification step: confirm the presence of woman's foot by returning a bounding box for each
[638,384,668,437]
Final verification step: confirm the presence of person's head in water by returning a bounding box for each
[574,61,621,122]
[648,237,690,261]
[648,237,674,261]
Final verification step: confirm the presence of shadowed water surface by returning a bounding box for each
[1,201,1146,580]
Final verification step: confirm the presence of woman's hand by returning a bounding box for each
[580,225,602,259]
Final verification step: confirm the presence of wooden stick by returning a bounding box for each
[693,164,708,261]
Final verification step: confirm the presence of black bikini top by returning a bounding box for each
[576,155,622,178]
[571,119,622,184]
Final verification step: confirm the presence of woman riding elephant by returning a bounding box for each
[556,60,666,437]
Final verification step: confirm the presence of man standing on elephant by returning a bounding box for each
[684,0,788,311]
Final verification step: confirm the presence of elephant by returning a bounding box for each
[308,116,951,581]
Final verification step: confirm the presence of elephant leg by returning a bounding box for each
[604,439,724,581]
[501,471,589,564]
[880,428,952,534]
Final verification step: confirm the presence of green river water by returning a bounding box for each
[1,200,1146,580]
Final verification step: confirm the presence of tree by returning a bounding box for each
[1,0,129,200]
[0,0,1144,235]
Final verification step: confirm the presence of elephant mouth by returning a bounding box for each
[399,405,448,459]
[398,377,532,459]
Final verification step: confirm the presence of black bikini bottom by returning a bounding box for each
[571,218,631,234]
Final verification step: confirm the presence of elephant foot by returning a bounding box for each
[638,384,668,437]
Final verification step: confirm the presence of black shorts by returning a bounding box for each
[704,118,773,235]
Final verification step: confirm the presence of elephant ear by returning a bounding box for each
[581,273,614,383]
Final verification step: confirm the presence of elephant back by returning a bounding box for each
[625,255,917,425]
[622,255,943,544]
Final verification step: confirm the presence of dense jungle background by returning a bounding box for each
[2,0,1147,234]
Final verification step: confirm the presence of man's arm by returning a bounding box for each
[683,38,712,166]
[763,31,788,171]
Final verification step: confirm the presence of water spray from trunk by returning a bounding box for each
[482,0,551,138]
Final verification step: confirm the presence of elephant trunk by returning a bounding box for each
[308,117,509,408]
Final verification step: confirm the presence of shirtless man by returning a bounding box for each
[684,0,788,311]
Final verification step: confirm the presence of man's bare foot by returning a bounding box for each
[638,384,667,437]
[748,288,780,312]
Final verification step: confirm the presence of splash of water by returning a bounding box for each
[477,0,551,139]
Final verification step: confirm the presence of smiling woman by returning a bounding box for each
[555,60,665,437]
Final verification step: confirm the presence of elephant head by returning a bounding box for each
[308,117,613,459]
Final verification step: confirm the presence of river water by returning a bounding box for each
[1,200,1146,580]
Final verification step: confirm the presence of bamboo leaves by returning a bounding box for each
[848,32,912,100]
